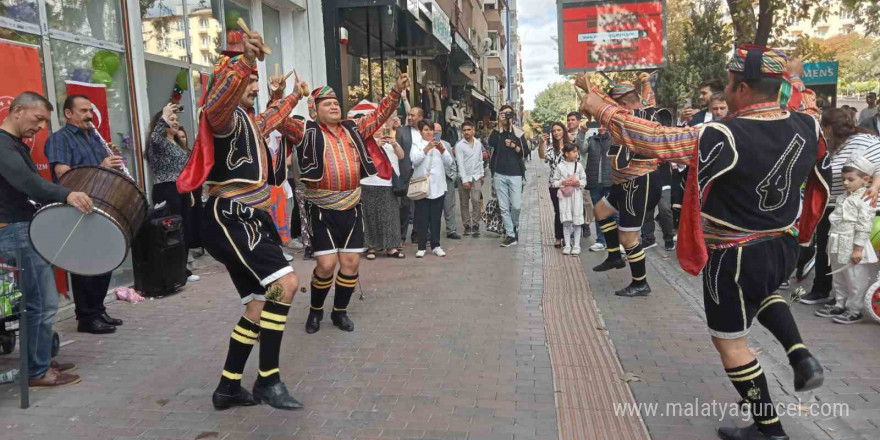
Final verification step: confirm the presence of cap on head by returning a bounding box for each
[609,82,636,100]
[727,45,787,80]
[843,154,874,176]
[308,86,338,120]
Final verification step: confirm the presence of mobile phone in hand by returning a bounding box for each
[382,127,392,137]
[434,132,441,141]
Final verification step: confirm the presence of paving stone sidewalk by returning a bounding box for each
[0,163,558,440]
[579,207,880,440]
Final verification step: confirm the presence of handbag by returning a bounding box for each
[407,150,434,201]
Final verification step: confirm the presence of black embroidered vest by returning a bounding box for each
[206,107,286,187]
[699,112,821,232]
[297,119,377,182]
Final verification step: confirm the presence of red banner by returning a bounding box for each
[65,81,111,143]
[0,40,70,296]
[559,0,666,73]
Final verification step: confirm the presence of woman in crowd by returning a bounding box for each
[411,120,454,258]
[800,107,880,306]
[362,115,406,260]
[145,102,200,282]
[538,122,567,248]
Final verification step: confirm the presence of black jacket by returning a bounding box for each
[0,129,70,223]
[394,125,418,194]
[586,132,612,189]
[488,129,527,177]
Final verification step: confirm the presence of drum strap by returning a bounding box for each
[49,213,86,266]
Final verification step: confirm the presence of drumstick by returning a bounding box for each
[237,18,272,54]
[274,63,279,77]
[49,213,86,267]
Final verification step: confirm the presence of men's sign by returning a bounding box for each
[557,0,667,73]
[802,61,839,86]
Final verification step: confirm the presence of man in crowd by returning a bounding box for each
[860,96,880,135]
[436,122,461,240]
[396,107,424,246]
[567,111,593,238]
[640,161,676,251]
[488,104,527,247]
[682,79,725,126]
[455,121,484,237]
[44,94,125,334]
[0,91,93,388]
[586,126,613,252]
[858,92,877,126]
[709,93,730,120]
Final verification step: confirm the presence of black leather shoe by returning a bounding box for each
[592,257,626,272]
[615,283,651,297]
[447,232,462,240]
[718,424,788,440]
[99,312,123,326]
[77,319,116,334]
[793,355,824,392]
[212,385,258,410]
[252,380,304,410]
[305,309,322,334]
[331,311,355,332]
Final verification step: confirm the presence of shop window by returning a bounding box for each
[186,0,220,67]
[0,0,40,24]
[45,0,123,44]
[261,4,283,77]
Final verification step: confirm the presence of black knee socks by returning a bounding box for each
[333,272,358,313]
[599,218,622,261]
[219,316,260,393]
[256,300,290,385]
[757,295,811,366]
[726,359,785,437]
[625,243,647,285]
[310,271,333,312]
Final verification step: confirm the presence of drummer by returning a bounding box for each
[0,91,93,388]
[44,94,125,335]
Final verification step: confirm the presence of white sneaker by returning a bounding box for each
[286,238,304,250]
[415,250,426,258]
[187,274,201,282]
[432,247,447,257]
[572,247,581,255]
[589,243,606,252]
[562,246,572,255]
[673,234,678,242]
[283,251,294,262]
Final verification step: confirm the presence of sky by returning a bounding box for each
[518,0,566,110]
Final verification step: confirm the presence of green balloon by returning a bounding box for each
[91,70,113,87]
[96,50,120,75]
[225,10,242,30]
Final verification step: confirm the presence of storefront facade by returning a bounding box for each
[0,0,326,294]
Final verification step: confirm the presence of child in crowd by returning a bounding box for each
[552,144,587,255]
[817,155,879,324]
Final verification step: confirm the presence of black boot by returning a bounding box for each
[717,424,788,440]
[592,257,626,272]
[305,309,322,334]
[793,355,824,392]
[331,310,355,332]
[212,384,258,410]
[252,380,303,411]
[615,282,651,297]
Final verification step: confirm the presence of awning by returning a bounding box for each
[471,88,494,107]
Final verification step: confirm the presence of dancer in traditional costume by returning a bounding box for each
[271,76,409,334]
[591,73,673,297]
[578,47,829,440]
[176,30,306,411]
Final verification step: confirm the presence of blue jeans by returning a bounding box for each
[590,187,612,245]
[494,174,523,237]
[0,222,58,379]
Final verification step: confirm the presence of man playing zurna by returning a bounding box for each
[578,47,830,440]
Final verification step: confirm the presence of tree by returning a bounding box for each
[530,81,579,127]
[726,0,879,46]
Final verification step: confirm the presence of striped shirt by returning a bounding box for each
[828,133,880,204]
[44,123,108,182]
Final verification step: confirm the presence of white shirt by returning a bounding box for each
[360,142,400,187]
[455,137,485,183]
[410,137,454,200]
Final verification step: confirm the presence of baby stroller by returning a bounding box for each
[0,259,61,358]
[863,218,880,324]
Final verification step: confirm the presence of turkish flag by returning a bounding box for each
[65,80,111,143]
[0,40,70,296]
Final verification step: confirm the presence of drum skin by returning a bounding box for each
[29,166,147,275]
